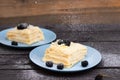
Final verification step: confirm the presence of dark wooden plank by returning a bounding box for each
[45,25,115,32]
[0,42,120,69]
[46,24,120,32]
[57,31,120,42]
[0,46,31,55]
[1,23,120,32]
[0,54,29,65]
[1,13,120,27]
[0,42,120,55]
[1,26,120,42]
[0,69,120,80]
[0,0,120,18]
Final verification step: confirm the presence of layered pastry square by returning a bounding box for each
[7,23,44,45]
[42,39,87,68]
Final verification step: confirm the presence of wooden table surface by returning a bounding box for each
[0,0,120,80]
[0,23,120,80]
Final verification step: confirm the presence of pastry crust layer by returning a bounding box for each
[43,40,87,68]
[7,25,44,44]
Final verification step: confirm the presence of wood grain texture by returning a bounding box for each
[57,31,120,42]
[0,69,120,80]
[0,0,120,24]
[0,42,120,69]
[0,24,120,70]
[0,14,120,25]
[0,23,120,79]
[0,0,120,18]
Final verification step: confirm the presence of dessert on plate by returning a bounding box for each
[42,39,87,68]
[7,23,44,45]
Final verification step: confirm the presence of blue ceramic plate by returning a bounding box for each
[0,28,56,48]
[29,44,102,72]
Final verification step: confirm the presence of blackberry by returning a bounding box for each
[11,41,18,46]
[17,23,29,30]
[58,39,71,46]
[64,40,71,46]
[45,61,53,67]
[57,63,64,70]
[58,39,64,45]
[81,60,88,67]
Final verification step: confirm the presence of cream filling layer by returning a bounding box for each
[7,26,44,44]
[43,49,87,68]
